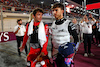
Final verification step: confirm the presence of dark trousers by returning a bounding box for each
[54,53,68,67]
[98,32,100,44]
[92,33,95,43]
[92,29,99,44]
[71,30,79,44]
[16,36,27,56]
[73,34,79,44]
[83,33,92,53]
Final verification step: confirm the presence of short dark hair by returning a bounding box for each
[17,19,22,23]
[52,3,64,10]
[33,8,44,16]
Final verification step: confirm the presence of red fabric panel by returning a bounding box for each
[86,2,100,10]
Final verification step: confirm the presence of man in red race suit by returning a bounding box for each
[19,8,51,67]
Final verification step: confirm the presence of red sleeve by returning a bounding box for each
[22,23,29,47]
[41,24,49,55]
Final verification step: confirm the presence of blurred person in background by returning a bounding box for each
[97,19,100,47]
[71,18,79,44]
[80,14,96,57]
[92,20,98,45]
[14,19,27,57]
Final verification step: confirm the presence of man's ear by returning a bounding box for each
[62,10,64,14]
[33,15,35,18]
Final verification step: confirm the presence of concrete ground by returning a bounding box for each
[0,36,52,67]
[0,40,27,67]
[0,34,76,67]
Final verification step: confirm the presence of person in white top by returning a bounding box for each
[80,14,96,57]
[14,19,27,56]
[96,19,100,47]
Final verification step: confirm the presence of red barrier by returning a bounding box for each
[0,32,16,43]
[86,2,100,10]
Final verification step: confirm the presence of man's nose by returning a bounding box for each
[52,11,56,15]
[40,15,42,18]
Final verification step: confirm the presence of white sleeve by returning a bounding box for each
[49,21,55,34]
[91,20,96,25]
[13,26,17,33]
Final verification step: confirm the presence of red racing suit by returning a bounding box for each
[21,22,51,67]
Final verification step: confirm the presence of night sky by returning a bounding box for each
[20,0,100,6]
[72,0,100,4]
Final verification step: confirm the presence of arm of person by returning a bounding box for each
[89,14,96,25]
[89,14,96,21]
[91,17,96,22]
[23,25,26,34]
[19,23,29,52]
[68,22,79,44]
[36,24,49,61]
[80,15,86,27]
[14,27,20,34]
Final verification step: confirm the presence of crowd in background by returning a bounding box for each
[0,0,51,15]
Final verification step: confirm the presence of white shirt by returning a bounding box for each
[97,19,100,32]
[50,20,70,47]
[80,20,96,34]
[97,23,100,32]
[14,25,26,36]
[50,19,71,56]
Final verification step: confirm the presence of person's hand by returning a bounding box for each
[82,15,86,21]
[17,27,20,30]
[80,19,83,23]
[89,14,93,18]
[19,46,24,52]
[36,55,43,62]
[84,15,87,19]
[83,15,86,18]
[40,52,46,56]
[36,52,45,62]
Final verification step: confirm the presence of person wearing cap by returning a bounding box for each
[50,3,78,67]
[19,8,51,67]
[80,14,96,57]
[14,19,27,57]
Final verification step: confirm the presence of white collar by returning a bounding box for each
[28,19,46,47]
